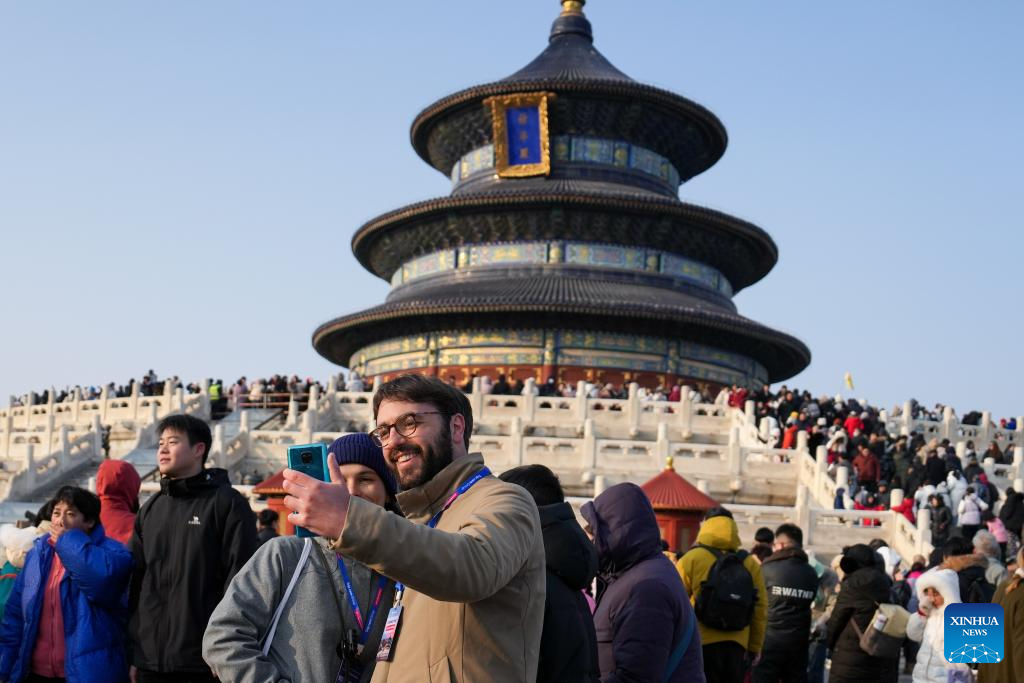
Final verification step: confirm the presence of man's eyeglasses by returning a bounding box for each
[369,411,444,447]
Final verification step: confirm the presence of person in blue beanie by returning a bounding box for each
[0,485,133,683]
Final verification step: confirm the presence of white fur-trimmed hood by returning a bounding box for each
[915,567,961,605]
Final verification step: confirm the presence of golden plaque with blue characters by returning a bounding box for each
[485,92,555,178]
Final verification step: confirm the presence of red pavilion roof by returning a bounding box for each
[253,468,286,495]
[641,458,718,511]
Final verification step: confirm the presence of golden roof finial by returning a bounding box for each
[665,455,675,471]
[561,0,585,16]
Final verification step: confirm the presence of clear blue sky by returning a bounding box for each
[1,1,1021,419]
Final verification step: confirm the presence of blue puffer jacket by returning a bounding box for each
[0,525,132,683]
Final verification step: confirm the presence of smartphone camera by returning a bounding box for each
[300,450,314,465]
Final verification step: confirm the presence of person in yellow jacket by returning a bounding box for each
[676,509,767,683]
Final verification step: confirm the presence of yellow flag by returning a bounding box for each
[844,372,854,390]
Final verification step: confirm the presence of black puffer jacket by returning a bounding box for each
[760,547,819,652]
[826,546,895,682]
[536,502,600,683]
[129,468,258,673]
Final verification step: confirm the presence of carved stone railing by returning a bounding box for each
[0,416,103,500]
[1,382,210,432]
[880,403,1022,447]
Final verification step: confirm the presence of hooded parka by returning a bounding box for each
[906,568,971,683]
[675,515,769,654]
[96,460,141,545]
[581,483,704,683]
[825,544,896,682]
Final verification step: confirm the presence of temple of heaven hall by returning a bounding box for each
[313,0,811,391]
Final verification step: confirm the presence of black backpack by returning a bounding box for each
[693,544,757,631]
[965,576,996,604]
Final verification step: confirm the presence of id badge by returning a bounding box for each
[375,605,403,662]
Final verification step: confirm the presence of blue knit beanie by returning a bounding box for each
[328,433,397,496]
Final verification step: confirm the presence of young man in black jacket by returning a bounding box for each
[128,414,258,683]
[754,523,819,683]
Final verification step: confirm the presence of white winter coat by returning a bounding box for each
[958,493,988,526]
[906,568,971,683]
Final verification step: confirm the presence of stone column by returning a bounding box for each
[92,415,103,458]
[469,377,483,422]
[727,427,742,478]
[307,384,321,433]
[796,430,809,453]
[131,381,140,420]
[627,382,640,438]
[59,425,71,466]
[655,422,669,460]
[510,416,523,467]
[890,488,905,509]
[679,389,693,441]
[815,445,828,495]
[901,401,913,437]
[744,400,755,425]
[212,424,226,469]
[583,418,596,470]
[300,411,314,444]
[980,411,992,445]
[916,507,932,554]
[100,385,109,422]
[45,414,55,458]
[1013,447,1023,493]
[72,387,81,422]
[795,484,810,533]
[941,406,955,441]
[836,466,850,495]
[522,379,537,422]
[25,443,36,493]
[573,381,587,423]
[286,398,298,430]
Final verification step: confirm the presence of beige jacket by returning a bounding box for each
[332,454,546,683]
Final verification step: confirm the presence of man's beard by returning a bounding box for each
[390,433,454,491]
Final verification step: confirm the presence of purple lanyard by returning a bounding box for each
[336,557,388,644]
[394,467,491,601]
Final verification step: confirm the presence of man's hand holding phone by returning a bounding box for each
[283,454,351,540]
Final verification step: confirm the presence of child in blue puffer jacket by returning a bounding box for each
[0,486,133,683]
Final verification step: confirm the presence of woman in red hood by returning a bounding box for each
[96,459,141,544]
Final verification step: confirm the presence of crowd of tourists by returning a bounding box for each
[741,384,1023,569]
[0,374,1019,682]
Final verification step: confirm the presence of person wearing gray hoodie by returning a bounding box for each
[203,434,399,683]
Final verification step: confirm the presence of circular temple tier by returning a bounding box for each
[314,1,810,391]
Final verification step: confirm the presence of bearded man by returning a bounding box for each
[283,374,545,683]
